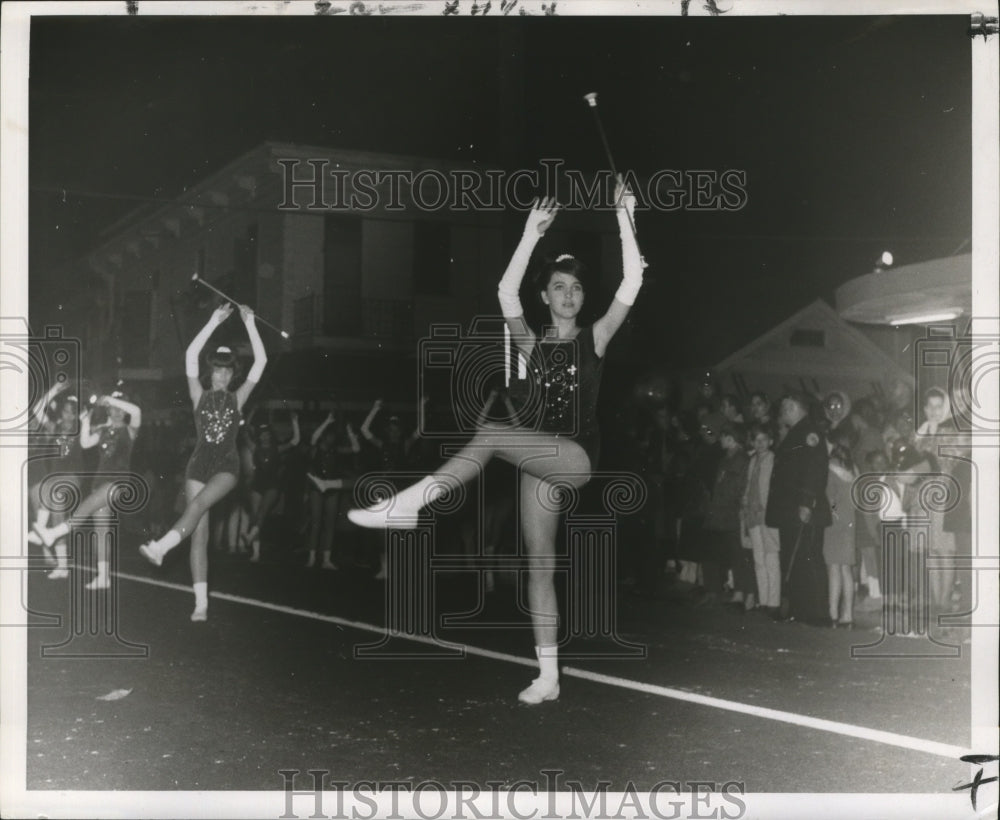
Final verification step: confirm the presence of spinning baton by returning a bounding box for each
[191,273,290,339]
[583,92,648,269]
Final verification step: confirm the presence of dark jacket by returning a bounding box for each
[704,449,749,532]
[765,416,831,529]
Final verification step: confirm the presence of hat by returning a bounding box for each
[206,345,237,368]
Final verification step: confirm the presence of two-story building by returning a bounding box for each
[65,141,634,420]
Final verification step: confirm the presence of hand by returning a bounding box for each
[798,506,812,525]
[614,174,636,221]
[373,399,383,411]
[238,304,255,324]
[523,196,559,236]
[212,303,234,325]
[326,411,335,423]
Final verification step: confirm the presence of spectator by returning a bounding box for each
[824,442,858,628]
[854,449,888,612]
[700,422,748,607]
[720,394,745,425]
[765,393,830,624]
[748,391,774,433]
[822,390,852,437]
[849,397,886,471]
[741,423,781,614]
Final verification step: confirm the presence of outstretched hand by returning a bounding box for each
[238,304,255,324]
[212,303,234,325]
[524,196,559,236]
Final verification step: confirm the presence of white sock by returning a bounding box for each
[536,645,559,681]
[95,560,109,581]
[158,530,182,556]
[193,582,208,610]
[55,542,68,569]
[396,475,452,511]
[868,577,881,599]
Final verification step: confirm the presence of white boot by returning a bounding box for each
[348,476,446,529]
[85,561,110,590]
[518,646,560,704]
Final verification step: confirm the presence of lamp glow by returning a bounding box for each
[888,310,961,326]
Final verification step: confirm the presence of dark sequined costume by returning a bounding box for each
[311,442,341,481]
[96,423,134,474]
[55,419,84,473]
[186,390,241,482]
[510,325,604,468]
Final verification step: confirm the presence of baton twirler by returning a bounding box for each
[191,273,290,339]
[584,92,648,269]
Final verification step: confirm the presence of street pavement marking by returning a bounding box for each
[115,569,970,761]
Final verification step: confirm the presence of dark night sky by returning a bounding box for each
[28,12,972,366]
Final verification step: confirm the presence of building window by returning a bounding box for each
[790,328,825,347]
[324,214,363,336]
[414,221,451,296]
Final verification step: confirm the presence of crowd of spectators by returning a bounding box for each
[612,376,972,633]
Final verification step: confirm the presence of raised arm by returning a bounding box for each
[311,411,335,447]
[187,304,233,406]
[498,197,559,355]
[279,412,300,452]
[235,306,268,410]
[360,399,383,448]
[593,176,644,358]
[343,422,361,454]
[31,381,68,431]
[104,395,142,438]
[79,407,101,449]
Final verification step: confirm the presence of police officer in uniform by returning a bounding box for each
[765,393,830,622]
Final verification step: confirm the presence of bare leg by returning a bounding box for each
[320,492,339,569]
[828,563,841,622]
[516,472,565,705]
[85,513,112,590]
[349,426,590,529]
[839,565,854,624]
[187,482,212,621]
[48,538,70,579]
[139,473,237,566]
[248,488,280,562]
[305,489,322,567]
[36,482,115,546]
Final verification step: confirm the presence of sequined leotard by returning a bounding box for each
[311,441,341,481]
[96,424,134,474]
[186,390,241,482]
[510,325,605,468]
[55,420,84,474]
